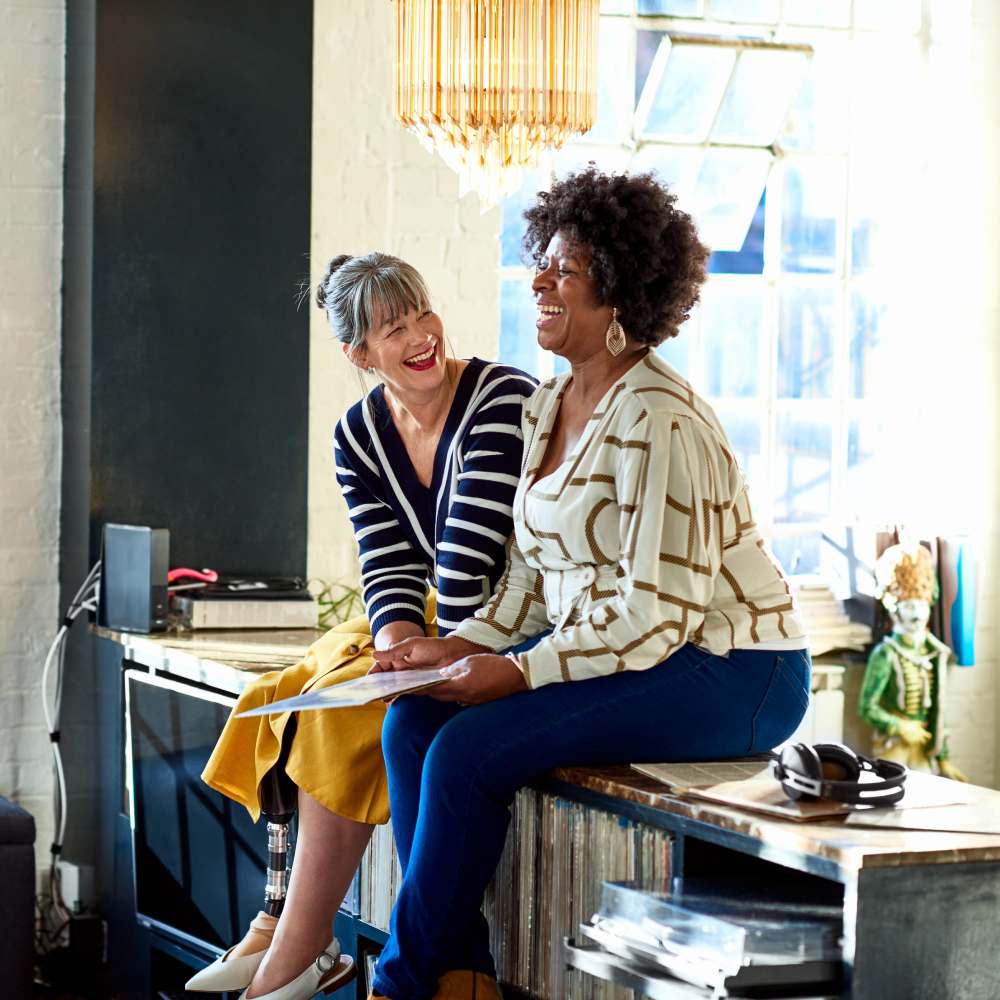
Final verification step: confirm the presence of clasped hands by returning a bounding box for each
[370,635,528,705]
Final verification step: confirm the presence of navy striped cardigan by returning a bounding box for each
[334,358,537,636]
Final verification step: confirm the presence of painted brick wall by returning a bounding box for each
[0,0,65,867]
[914,0,1000,786]
[966,0,1000,787]
[307,0,502,584]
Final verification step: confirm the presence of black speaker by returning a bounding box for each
[97,523,170,633]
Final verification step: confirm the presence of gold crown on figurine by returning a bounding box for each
[874,543,938,613]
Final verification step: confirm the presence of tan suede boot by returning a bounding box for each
[432,969,503,999]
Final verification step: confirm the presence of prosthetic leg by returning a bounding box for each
[260,717,298,917]
[185,720,299,993]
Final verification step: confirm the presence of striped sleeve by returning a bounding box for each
[334,417,428,637]
[434,371,536,634]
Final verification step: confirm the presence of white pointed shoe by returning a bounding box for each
[237,937,355,1000]
[186,911,277,992]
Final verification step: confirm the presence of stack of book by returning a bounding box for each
[790,575,872,656]
[357,786,671,999]
[171,576,318,630]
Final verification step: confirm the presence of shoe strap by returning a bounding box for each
[315,942,341,974]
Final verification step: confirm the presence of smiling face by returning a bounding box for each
[346,304,447,396]
[531,231,613,363]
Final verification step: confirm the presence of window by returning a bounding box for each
[497,0,933,575]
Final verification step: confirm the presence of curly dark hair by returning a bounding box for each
[522,166,709,345]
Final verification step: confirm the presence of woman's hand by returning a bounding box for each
[370,635,487,673]
[373,620,425,653]
[426,654,529,705]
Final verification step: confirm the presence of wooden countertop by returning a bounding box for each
[96,625,1000,875]
[549,765,1000,874]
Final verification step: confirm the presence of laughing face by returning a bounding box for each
[348,304,447,395]
[531,231,613,363]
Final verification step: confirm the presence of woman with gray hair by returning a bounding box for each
[186,253,536,1000]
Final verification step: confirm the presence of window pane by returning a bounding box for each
[500,169,549,268]
[845,413,889,520]
[712,49,810,146]
[850,290,895,400]
[710,401,764,484]
[778,285,836,399]
[701,281,764,397]
[499,279,540,375]
[707,0,779,23]
[853,0,922,31]
[690,147,772,252]
[635,30,663,107]
[850,36,922,153]
[780,158,844,273]
[772,411,833,522]
[637,41,736,142]
[782,0,850,27]
[655,331,690,377]
[601,0,633,13]
[631,144,703,203]
[781,35,849,152]
[769,532,822,575]
[638,0,701,14]
[708,189,765,274]
[588,18,634,144]
[850,157,910,276]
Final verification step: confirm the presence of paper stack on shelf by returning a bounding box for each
[790,575,872,656]
[358,787,672,1000]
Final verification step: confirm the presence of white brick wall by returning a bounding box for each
[919,0,1000,787]
[0,0,65,867]
[970,0,1000,788]
[307,0,501,583]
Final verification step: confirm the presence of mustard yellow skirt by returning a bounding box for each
[201,596,437,825]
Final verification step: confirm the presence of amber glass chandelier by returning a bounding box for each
[394,0,600,206]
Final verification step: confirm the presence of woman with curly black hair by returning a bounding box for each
[366,168,810,1000]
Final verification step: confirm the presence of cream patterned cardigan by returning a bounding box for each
[450,352,806,688]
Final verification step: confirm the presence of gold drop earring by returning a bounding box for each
[605,307,626,357]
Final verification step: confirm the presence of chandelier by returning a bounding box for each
[393,0,600,206]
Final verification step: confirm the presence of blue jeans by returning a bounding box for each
[372,640,811,1000]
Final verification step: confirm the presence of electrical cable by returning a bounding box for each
[37,561,101,952]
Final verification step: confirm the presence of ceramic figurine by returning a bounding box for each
[858,541,967,781]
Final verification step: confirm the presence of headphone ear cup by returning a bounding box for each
[782,743,823,801]
[813,743,862,783]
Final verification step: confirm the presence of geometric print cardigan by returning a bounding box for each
[451,352,806,689]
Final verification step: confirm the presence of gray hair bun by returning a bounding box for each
[316,254,353,311]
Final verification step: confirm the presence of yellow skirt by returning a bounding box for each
[201,596,437,825]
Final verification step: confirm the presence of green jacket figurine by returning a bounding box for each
[858,541,967,781]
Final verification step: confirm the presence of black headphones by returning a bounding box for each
[770,742,908,806]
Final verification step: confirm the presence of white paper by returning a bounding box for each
[235,668,448,717]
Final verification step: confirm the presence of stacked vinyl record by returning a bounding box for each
[357,787,671,999]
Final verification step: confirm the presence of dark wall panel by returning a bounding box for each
[91,0,313,576]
